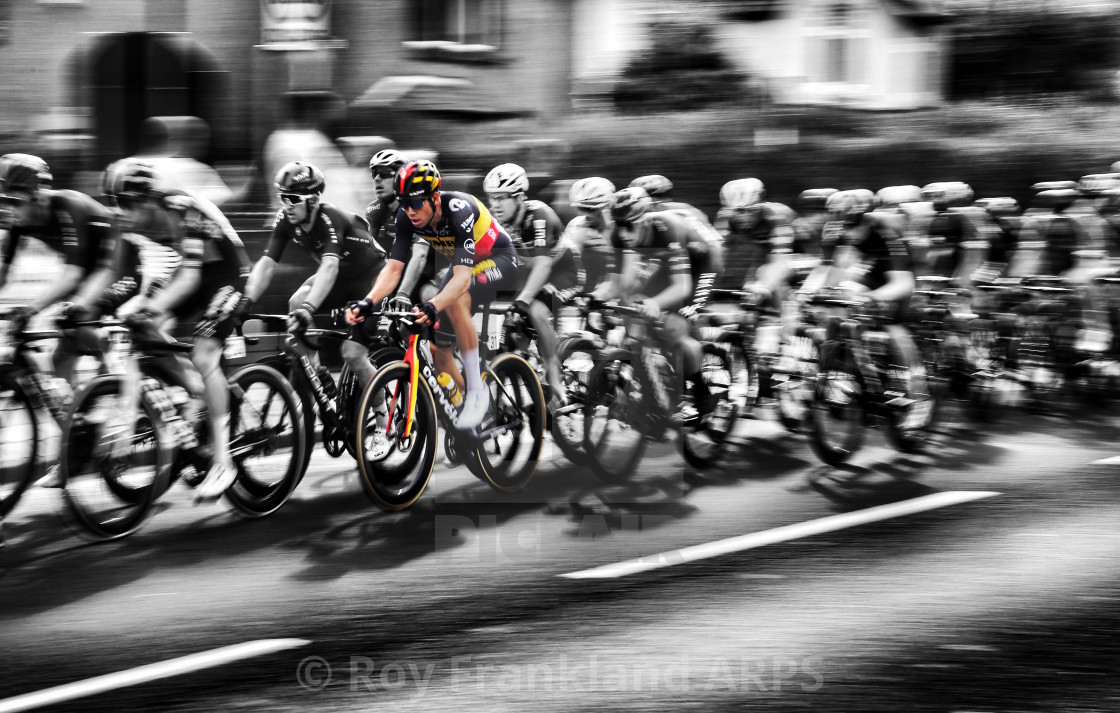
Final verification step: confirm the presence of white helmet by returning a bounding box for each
[719,178,765,210]
[569,177,616,209]
[1078,173,1120,197]
[920,181,974,208]
[875,185,922,209]
[484,163,530,195]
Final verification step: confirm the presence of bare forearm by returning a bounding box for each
[303,258,340,309]
[395,243,430,297]
[515,256,553,304]
[366,260,404,304]
[243,257,277,303]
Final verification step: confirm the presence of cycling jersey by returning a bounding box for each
[2,189,117,276]
[825,213,914,292]
[266,202,385,281]
[612,210,693,305]
[364,196,399,257]
[563,214,615,291]
[543,235,586,306]
[391,191,514,269]
[1032,212,1088,275]
[714,201,800,288]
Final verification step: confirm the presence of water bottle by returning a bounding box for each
[436,372,463,407]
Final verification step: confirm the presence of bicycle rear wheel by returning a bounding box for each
[223,364,306,518]
[61,375,169,539]
[582,349,649,483]
[550,337,596,466]
[806,343,866,467]
[471,353,546,492]
[355,362,437,511]
[680,341,740,469]
[0,376,38,519]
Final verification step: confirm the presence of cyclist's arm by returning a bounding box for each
[650,241,693,312]
[515,255,553,304]
[303,254,340,311]
[148,262,201,314]
[362,259,404,305]
[864,270,915,303]
[30,264,84,313]
[0,227,17,288]
[394,240,432,299]
[242,255,277,304]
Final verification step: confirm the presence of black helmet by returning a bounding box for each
[274,161,326,195]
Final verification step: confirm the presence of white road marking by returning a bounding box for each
[1089,455,1120,465]
[0,639,310,713]
[561,491,1001,579]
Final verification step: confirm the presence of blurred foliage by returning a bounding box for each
[610,19,756,112]
[948,2,1120,99]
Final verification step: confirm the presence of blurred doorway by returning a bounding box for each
[88,32,227,165]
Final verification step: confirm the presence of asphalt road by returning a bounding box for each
[2,399,1120,712]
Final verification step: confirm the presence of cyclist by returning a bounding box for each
[104,159,252,501]
[804,189,928,409]
[240,161,388,397]
[630,174,725,276]
[714,177,802,300]
[483,162,568,408]
[906,182,992,287]
[793,188,838,258]
[873,185,922,235]
[591,186,717,418]
[0,154,119,387]
[348,159,519,429]
[563,177,617,294]
[365,149,439,311]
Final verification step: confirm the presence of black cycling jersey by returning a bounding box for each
[714,201,800,288]
[611,211,693,300]
[3,189,117,276]
[266,203,384,281]
[826,214,913,292]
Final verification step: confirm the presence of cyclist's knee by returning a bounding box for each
[340,338,367,365]
[191,339,223,373]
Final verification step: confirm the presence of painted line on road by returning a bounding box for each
[1089,455,1120,465]
[560,490,1001,580]
[0,639,310,713]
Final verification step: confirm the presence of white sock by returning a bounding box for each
[463,348,483,395]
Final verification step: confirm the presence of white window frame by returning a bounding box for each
[404,0,503,54]
[803,0,872,88]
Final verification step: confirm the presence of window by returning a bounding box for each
[804,0,870,85]
[412,0,502,49]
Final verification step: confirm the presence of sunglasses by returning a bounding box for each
[372,169,396,180]
[0,194,29,208]
[401,196,429,210]
[279,193,313,207]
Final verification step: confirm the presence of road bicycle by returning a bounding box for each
[580,302,739,478]
[354,307,546,511]
[805,288,938,466]
[249,312,403,475]
[59,317,306,538]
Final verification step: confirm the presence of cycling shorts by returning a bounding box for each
[434,246,519,345]
[172,265,246,341]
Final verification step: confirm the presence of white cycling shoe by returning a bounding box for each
[194,460,238,503]
[456,388,491,430]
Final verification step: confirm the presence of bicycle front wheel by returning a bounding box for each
[470,353,546,492]
[61,375,170,539]
[223,364,307,518]
[0,376,38,520]
[355,362,437,511]
[806,343,866,467]
[582,349,649,483]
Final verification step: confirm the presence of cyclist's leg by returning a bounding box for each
[528,294,565,408]
[185,277,245,499]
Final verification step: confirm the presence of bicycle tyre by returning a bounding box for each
[0,375,38,520]
[582,348,649,483]
[680,341,740,469]
[223,364,307,518]
[550,336,596,466]
[60,374,170,539]
[471,353,547,492]
[806,343,866,467]
[355,362,437,511]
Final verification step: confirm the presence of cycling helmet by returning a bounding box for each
[369,149,406,180]
[0,153,52,194]
[875,185,922,209]
[105,158,163,201]
[274,161,325,195]
[629,174,673,198]
[394,160,441,203]
[610,186,652,225]
[1077,173,1120,197]
[826,189,875,224]
[974,197,1019,217]
[920,181,973,210]
[796,188,838,211]
[1031,180,1078,192]
[1033,188,1078,212]
[719,178,765,210]
[483,163,530,196]
[569,177,616,209]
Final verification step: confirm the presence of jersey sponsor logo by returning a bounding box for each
[460,214,476,233]
[471,258,503,285]
[533,219,547,247]
[449,198,469,213]
[463,238,476,254]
